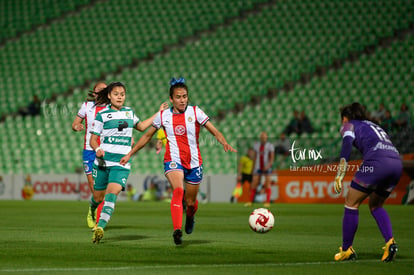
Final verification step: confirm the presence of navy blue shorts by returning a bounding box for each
[82,149,96,175]
[164,161,203,184]
[254,168,273,175]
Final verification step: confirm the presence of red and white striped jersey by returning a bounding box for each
[152,106,209,169]
[253,142,274,171]
[77,101,106,150]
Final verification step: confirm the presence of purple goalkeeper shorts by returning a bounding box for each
[351,157,403,197]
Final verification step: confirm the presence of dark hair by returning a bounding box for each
[340,102,369,121]
[95,82,126,105]
[86,82,107,101]
[169,77,188,98]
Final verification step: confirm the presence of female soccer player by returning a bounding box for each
[120,77,237,245]
[333,102,402,262]
[72,82,107,229]
[244,131,275,208]
[89,82,168,243]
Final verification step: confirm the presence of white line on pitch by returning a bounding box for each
[1,259,413,273]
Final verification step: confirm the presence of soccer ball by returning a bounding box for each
[248,208,274,233]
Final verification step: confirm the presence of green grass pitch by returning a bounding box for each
[0,201,413,274]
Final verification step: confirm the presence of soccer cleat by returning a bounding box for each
[173,229,183,245]
[264,202,271,208]
[92,227,104,244]
[334,246,357,261]
[381,238,398,262]
[244,202,252,207]
[87,207,96,229]
[185,215,195,234]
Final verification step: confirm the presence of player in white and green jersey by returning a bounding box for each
[89,82,168,244]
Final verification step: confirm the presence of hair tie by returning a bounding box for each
[170,77,185,86]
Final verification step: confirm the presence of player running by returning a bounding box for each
[333,102,402,262]
[72,82,107,229]
[120,77,237,245]
[89,82,168,244]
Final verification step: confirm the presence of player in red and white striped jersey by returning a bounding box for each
[120,77,236,245]
[72,82,107,229]
[244,131,275,208]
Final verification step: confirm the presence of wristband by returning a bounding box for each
[95,146,103,153]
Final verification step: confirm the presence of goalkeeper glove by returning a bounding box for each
[334,158,347,194]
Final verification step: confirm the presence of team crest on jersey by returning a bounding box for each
[175,125,186,136]
[125,111,131,118]
[169,161,177,169]
[188,116,193,123]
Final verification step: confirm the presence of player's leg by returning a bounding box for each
[165,168,185,244]
[93,167,127,244]
[83,150,96,193]
[184,166,203,234]
[86,173,97,228]
[184,183,199,234]
[88,165,106,228]
[369,192,398,262]
[334,182,369,261]
[96,183,122,229]
[245,173,260,206]
[93,201,104,231]
[369,159,401,261]
[84,151,97,228]
[263,173,272,207]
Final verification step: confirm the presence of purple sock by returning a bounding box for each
[371,207,393,243]
[342,207,359,250]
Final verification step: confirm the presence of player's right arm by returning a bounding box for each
[72,102,87,131]
[90,134,104,158]
[334,122,354,194]
[120,126,158,165]
[135,102,169,132]
[89,111,104,157]
[72,116,84,131]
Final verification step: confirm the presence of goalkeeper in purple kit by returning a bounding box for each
[333,103,402,262]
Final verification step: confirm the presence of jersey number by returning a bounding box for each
[370,124,391,143]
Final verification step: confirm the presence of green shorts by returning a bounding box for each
[92,165,130,191]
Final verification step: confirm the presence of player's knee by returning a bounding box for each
[93,193,104,203]
[185,198,196,207]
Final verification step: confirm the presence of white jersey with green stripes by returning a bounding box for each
[91,105,139,169]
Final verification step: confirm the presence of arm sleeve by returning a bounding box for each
[195,106,209,125]
[90,112,103,136]
[77,102,87,118]
[339,122,355,161]
[133,111,140,127]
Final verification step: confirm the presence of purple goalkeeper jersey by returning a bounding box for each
[340,120,400,161]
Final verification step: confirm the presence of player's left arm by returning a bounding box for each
[204,121,237,153]
[266,150,275,170]
[120,126,158,165]
[135,102,169,132]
